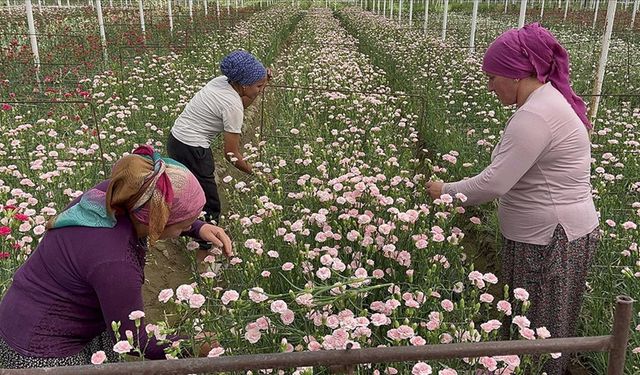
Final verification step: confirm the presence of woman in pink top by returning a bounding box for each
[427,23,599,375]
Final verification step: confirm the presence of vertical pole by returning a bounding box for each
[409,0,413,26]
[505,0,509,13]
[189,0,193,20]
[168,0,173,34]
[96,0,108,62]
[630,0,638,28]
[383,0,386,17]
[216,0,219,16]
[25,0,41,85]
[204,0,207,16]
[564,0,569,19]
[441,0,448,40]
[518,0,527,27]
[607,296,634,375]
[398,0,402,22]
[589,0,616,121]
[138,0,145,37]
[592,0,599,28]
[423,0,428,32]
[390,0,393,19]
[540,0,545,17]
[470,0,479,53]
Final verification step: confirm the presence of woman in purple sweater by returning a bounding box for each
[0,145,232,368]
[427,24,599,375]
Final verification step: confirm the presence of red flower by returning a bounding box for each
[0,252,10,260]
[0,226,10,236]
[1,103,12,111]
[13,213,29,222]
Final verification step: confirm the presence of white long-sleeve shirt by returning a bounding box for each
[443,83,598,245]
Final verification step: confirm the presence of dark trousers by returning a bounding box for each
[167,133,221,224]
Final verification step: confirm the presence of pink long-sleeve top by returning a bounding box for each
[443,83,598,245]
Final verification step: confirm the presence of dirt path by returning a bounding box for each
[142,14,303,324]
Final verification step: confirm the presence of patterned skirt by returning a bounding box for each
[501,224,600,375]
[0,331,118,369]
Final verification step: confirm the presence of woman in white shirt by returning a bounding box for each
[427,23,599,375]
[167,50,269,231]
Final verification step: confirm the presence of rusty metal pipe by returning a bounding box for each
[1,335,612,375]
[607,295,634,375]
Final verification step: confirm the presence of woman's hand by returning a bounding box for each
[198,224,233,258]
[426,181,444,200]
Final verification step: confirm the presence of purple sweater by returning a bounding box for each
[0,181,205,359]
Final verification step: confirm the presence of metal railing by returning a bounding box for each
[1,295,633,375]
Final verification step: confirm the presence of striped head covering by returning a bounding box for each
[482,23,591,130]
[50,145,205,245]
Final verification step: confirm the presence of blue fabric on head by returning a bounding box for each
[220,50,267,86]
[51,189,116,229]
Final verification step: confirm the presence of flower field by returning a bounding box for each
[1,1,639,373]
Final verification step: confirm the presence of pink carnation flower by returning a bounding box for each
[158,288,174,303]
[270,300,288,313]
[113,340,133,354]
[221,290,239,305]
[189,294,206,308]
[207,347,225,357]
[91,351,106,364]
[128,310,145,320]
[412,362,432,375]
[513,288,529,301]
[245,329,261,344]
[497,300,512,316]
[440,299,454,312]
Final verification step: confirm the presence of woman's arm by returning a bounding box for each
[88,260,180,360]
[440,110,552,206]
[223,132,253,174]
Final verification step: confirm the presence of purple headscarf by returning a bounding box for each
[482,23,591,130]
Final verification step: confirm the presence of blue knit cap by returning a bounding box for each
[220,50,267,86]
